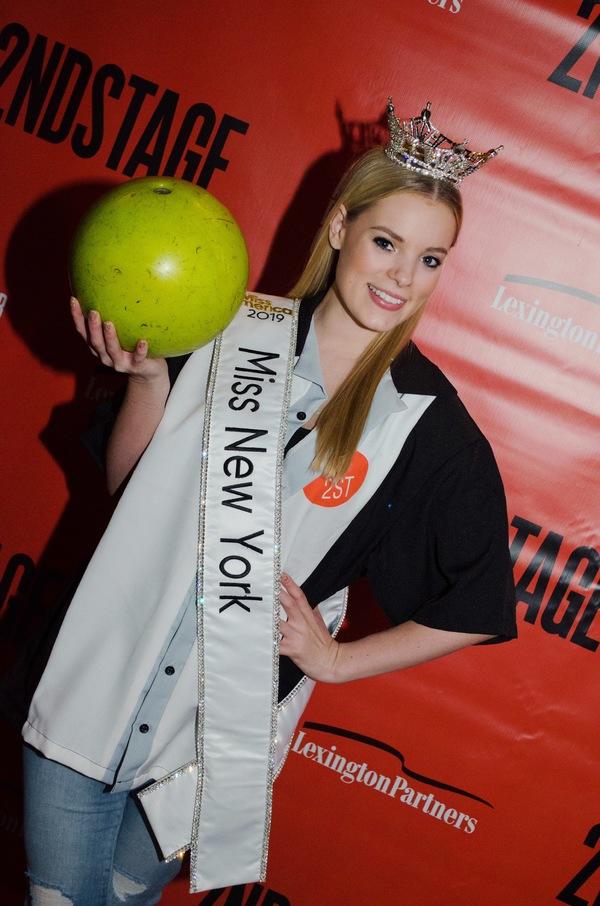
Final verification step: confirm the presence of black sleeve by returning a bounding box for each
[366,438,517,641]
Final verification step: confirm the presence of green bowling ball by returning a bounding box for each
[69,176,249,357]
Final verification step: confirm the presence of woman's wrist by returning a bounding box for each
[127,356,168,385]
[312,638,344,684]
[124,363,170,407]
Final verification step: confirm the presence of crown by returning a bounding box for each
[384,98,502,185]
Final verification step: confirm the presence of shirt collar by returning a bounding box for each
[293,299,407,428]
[294,316,326,394]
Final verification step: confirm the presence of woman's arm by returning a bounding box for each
[105,365,170,494]
[71,298,170,494]
[279,573,493,683]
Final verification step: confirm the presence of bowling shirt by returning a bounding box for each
[23,295,516,794]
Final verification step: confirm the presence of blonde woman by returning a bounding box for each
[21,103,516,904]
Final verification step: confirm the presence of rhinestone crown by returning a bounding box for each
[385,98,502,186]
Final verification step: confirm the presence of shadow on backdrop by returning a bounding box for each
[258,102,387,294]
[2,181,122,707]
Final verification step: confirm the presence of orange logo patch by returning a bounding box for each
[303,451,368,507]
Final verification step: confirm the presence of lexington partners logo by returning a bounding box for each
[491,275,600,355]
[292,721,493,834]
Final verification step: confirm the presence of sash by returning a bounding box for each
[194,295,299,889]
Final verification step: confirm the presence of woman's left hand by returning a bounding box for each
[280,576,495,686]
[279,574,340,682]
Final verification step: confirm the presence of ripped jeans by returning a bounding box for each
[23,746,183,906]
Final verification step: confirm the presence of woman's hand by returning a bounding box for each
[70,297,172,493]
[279,573,340,682]
[280,574,495,686]
[70,296,166,383]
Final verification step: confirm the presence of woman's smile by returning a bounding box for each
[367,283,408,309]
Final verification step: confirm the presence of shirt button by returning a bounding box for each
[165,666,175,676]
[139,723,150,734]
[297,411,306,421]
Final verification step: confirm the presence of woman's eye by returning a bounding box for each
[373,236,394,251]
[422,255,442,269]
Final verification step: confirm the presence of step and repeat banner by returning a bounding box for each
[1,1,599,903]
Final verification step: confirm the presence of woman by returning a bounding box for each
[22,102,516,904]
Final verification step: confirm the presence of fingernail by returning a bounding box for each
[281,573,289,583]
[103,321,112,332]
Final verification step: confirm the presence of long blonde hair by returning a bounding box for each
[289,147,462,481]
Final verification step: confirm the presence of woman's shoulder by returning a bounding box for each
[390,341,456,398]
[392,343,495,460]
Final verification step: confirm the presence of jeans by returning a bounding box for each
[23,745,183,906]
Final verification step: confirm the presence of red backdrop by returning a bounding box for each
[1,2,599,903]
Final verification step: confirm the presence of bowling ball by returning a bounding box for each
[69,176,249,357]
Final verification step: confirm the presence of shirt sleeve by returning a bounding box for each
[366,437,517,641]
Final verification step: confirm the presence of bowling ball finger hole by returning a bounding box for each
[153,188,171,195]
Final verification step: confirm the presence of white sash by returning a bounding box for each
[193,295,297,888]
